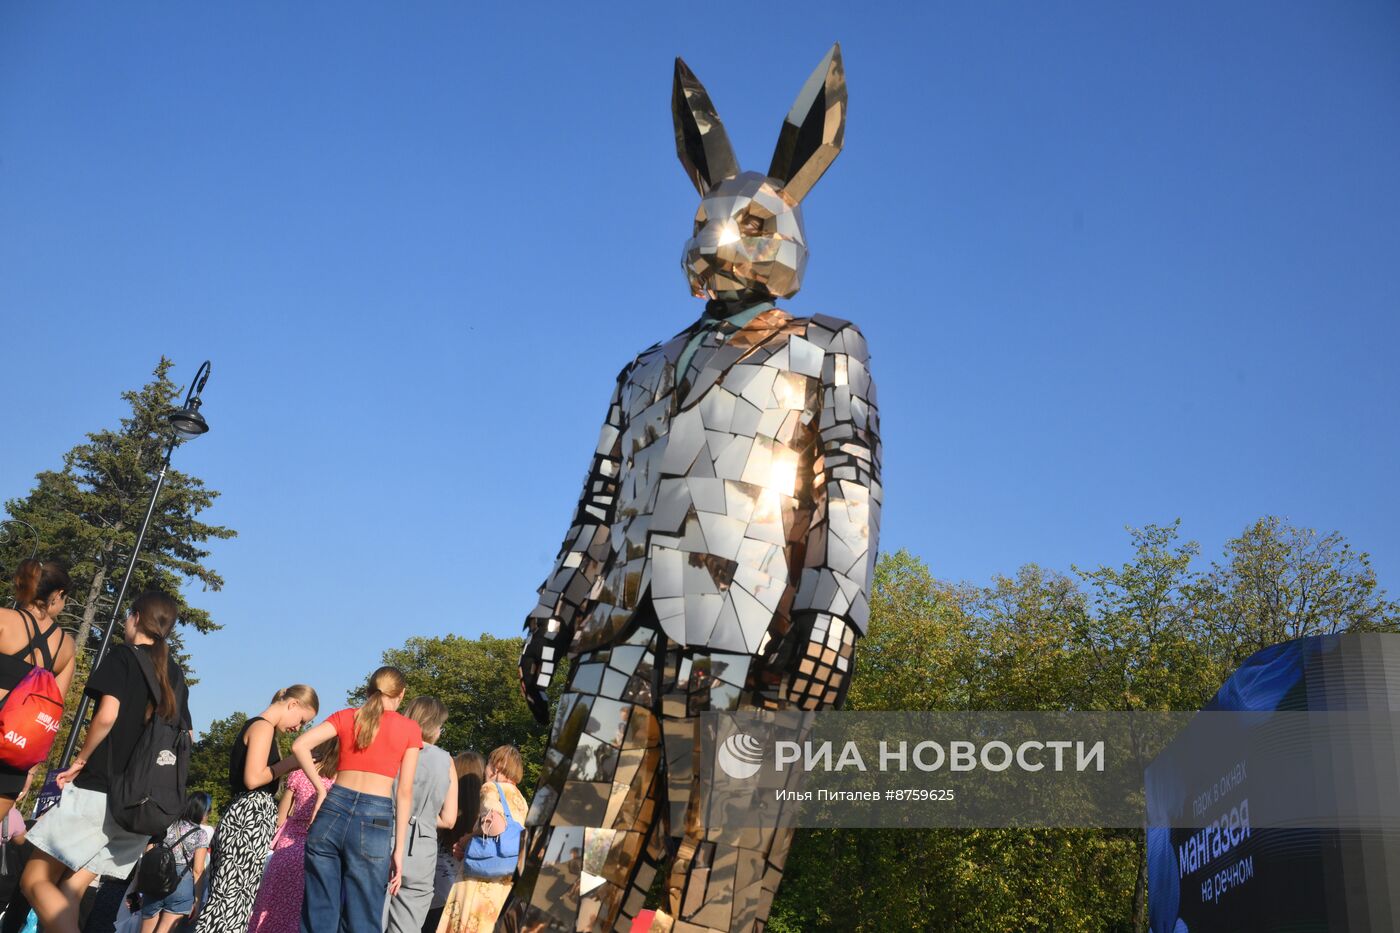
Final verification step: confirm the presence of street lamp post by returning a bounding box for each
[58,361,212,769]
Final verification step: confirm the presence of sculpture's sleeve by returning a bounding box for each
[526,368,627,641]
[794,320,883,635]
[779,321,880,709]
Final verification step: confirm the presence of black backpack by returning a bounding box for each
[134,824,201,899]
[107,647,191,836]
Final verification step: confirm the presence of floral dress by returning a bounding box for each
[248,769,334,933]
[437,780,528,933]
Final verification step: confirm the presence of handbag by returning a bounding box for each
[461,782,522,879]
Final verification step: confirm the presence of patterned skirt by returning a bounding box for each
[436,875,514,933]
[248,820,313,933]
[195,791,277,933]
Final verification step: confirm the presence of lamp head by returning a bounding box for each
[168,400,208,439]
[168,360,212,438]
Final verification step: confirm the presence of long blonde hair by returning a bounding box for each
[354,666,406,751]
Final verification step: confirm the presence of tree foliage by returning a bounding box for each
[0,358,235,660]
[0,359,235,774]
[1197,516,1400,667]
[770,518,1399,932]
[349,633,562,792]
[187,712,250,822]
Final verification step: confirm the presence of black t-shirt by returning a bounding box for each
[75,643,190,795]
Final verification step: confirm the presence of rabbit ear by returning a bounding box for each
[768,43,846,202]
[673,57,740,196]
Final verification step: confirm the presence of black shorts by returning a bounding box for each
[0,763,30,801]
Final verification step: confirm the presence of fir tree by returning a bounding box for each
[0,358,235,667]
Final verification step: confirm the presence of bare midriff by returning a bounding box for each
[331,769,395,798]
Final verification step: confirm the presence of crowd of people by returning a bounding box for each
[0,559,529,933]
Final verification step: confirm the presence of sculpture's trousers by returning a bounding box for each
[499,601,852,933]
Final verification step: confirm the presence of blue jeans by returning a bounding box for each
[301,784,395,933]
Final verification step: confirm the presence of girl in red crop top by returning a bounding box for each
[325,706,421,775]
[292,666,421,933]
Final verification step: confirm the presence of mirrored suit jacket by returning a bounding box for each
[531,307,881,657]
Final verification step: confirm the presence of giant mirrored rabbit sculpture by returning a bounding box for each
[502,44,881,933]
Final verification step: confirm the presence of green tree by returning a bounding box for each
[0,358,235,656]
[188,712,249,822]
[1069,523,1210,931]
[352,634,560,792]
[778,521,1400,931]
[1195,515,1400,670]
[847,549,978,712]
[0,359,235,772]
[1071,523,1210,713]
[967,564,1095,711]
[776,551,1140,932]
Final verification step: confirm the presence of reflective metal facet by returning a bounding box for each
[678,43,845,304]
[683,172,808,302]
[508,42,878,933]
[767,44,847,203]
[673,58,741,197]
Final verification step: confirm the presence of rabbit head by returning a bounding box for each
[674,44,847,303]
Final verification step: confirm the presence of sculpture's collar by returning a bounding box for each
[702,298,774,328]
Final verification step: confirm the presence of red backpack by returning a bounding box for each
[0,609,65,769]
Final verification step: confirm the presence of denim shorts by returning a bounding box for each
[27,784,149,878]
[141,871,195,917]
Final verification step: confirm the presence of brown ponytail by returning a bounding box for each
[129,590,179,721]
[354,666,406,751]
[13,558,71,612]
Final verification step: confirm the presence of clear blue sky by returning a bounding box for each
[2,3,1397,732]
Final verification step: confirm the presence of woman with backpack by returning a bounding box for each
[20,589,190,933]
[136,793,210,933]
[291,666,422,933]
[436,745,526,933]
[0,558,77,819]
[195,684,319,933]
